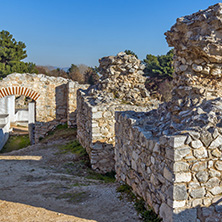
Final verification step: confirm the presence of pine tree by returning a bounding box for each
[143,49,174,79]
[0,30,36,78]
[124,50,138,58]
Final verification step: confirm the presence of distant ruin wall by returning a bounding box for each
[0,73,88,142]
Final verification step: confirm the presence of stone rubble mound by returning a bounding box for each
[86,52,156,106]
[130,3,222,139]
[165,3,222,98]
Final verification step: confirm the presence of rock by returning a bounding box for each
[192,64,203,72]
[159,203,173,222]
[200,131,213,147]
[192,161,207,171]
[205,178,220,188]
[169,136,188,148]
[173,208,197,222]
[175,172,191,182]
[174,162,189,172]
[174,147,191,161]
[209,136,222,149]
[215,161,222,171]
[190,140,203,149]
[210,187,222,195]
[211,148,221,157]
[195,171,209,182]
[173,184,188,201]
[189,187,206,198]
[193,147,208,158]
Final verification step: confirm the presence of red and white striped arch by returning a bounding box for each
[0,86,40,101]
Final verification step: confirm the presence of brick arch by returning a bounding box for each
[0,86,40,101]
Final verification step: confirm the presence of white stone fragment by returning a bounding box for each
[175,172,191,182]
[169,135,188,148]
[192,64,203,72]
[173,200,186,208]
[190,140,203,149]
[209,135,222,148]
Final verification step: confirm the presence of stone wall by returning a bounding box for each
[115,3,222,222]
[77,90,151,173]
[0,73,88,142]
[77,52,160,173]
[116,109,222,222]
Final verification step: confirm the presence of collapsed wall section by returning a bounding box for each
[77,52,159,173]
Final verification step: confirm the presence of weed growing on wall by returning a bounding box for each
[117,184,162,222]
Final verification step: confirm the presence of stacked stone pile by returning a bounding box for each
[86,52,157,107]
[77,53,160,173]
[115,3,222,222]
[131,2,222,139]
[166,3,222,101]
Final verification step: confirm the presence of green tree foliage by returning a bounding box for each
[143,49,174,102]
[124,50,138,58]
[0,30,37,78]
[143,49,174,79]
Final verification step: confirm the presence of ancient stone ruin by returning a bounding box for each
[115,3,222,222]
[77,52,160,173]
[1,3,222,222]
[0,73,88,146]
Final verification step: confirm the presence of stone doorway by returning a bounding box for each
[0,95,36,148]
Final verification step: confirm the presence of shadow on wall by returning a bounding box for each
[171,198,222,222]
[34,84,72,143]
[0,129,9,151]
[56,84,68,121]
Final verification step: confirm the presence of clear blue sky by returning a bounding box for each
[0,0,220,68]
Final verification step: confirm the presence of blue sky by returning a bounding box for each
[0,0,220,67]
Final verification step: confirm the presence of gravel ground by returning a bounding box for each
[0,141,141,222]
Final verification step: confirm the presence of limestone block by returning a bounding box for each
[169,135,187,148]
[173,184,188,201]
[175,172,191,183]
[189,187,206,198]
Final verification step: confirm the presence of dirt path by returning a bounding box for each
[0,141,141,222]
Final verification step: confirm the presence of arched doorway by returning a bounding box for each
[0,87,39,147]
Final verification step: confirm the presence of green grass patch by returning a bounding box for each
[117,184,162,222]
[57,140,116,183]
[40,125,77,143]
[0,135,30,153]
[57,191,89,203]
[70,182,88,187]
[58,140,87,157]
[86,170,116,183]
[117,184,136,201]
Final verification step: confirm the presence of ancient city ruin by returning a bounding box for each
[116,3,222,222]
[77,52,159,173]
[0,73,88,148]
[1,3,222,222]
